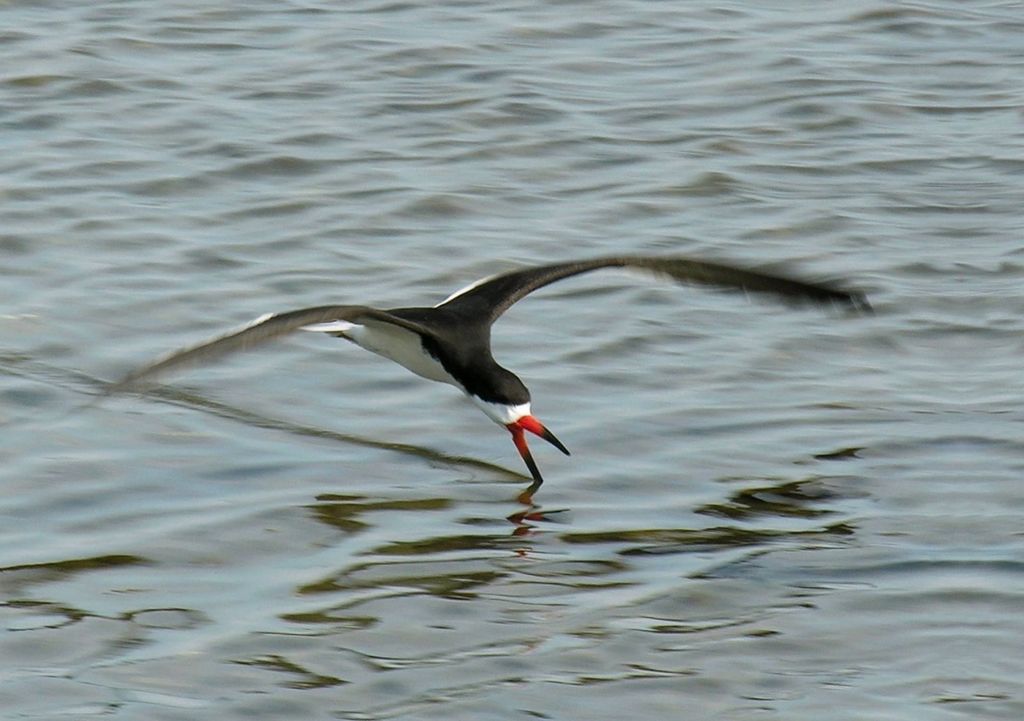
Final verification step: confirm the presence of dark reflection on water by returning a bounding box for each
[234,654,349,690]
[309,494,453,535]
[0,555,150,594]
[506,506,572,536]
[561,522,855,556]
[0,350,530,482]
[132,386,530,483]
[697,475,851,520]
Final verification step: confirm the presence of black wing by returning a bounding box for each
[437,255,871,323]
[108,305,436,393]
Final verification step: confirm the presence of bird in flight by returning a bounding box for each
[111,255,870,501]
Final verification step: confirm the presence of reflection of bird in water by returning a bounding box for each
[112,256,870,502]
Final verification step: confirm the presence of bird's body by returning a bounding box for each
[316,316,457,386]
[112,255,870,500]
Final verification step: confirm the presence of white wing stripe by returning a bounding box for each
[435,271,500,306]
[300,320,358,333]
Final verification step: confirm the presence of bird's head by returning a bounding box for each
[469,394,571,488]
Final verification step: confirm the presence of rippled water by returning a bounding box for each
[3,1,1024,719]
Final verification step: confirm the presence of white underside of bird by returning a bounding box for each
[300,319,533,425]
[302,319,452,385]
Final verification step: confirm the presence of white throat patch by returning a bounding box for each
[469,397,532,426]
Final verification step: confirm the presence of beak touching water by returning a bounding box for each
[506,415,570,499]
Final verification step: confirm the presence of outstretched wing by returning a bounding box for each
[437,255,871,324]
[108,305,436,393]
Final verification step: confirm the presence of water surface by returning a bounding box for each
[2,1,1024,719]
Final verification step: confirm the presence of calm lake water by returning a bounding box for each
[3,1,1024,719]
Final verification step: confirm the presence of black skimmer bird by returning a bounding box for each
[112,256,869,500]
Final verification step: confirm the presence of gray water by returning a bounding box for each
[3,1,1024,719]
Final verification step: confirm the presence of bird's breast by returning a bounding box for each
[347,323,457,386]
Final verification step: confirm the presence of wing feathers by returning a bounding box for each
[110,255,869,394]
[109,305,432,392]
[438,256,870,322]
